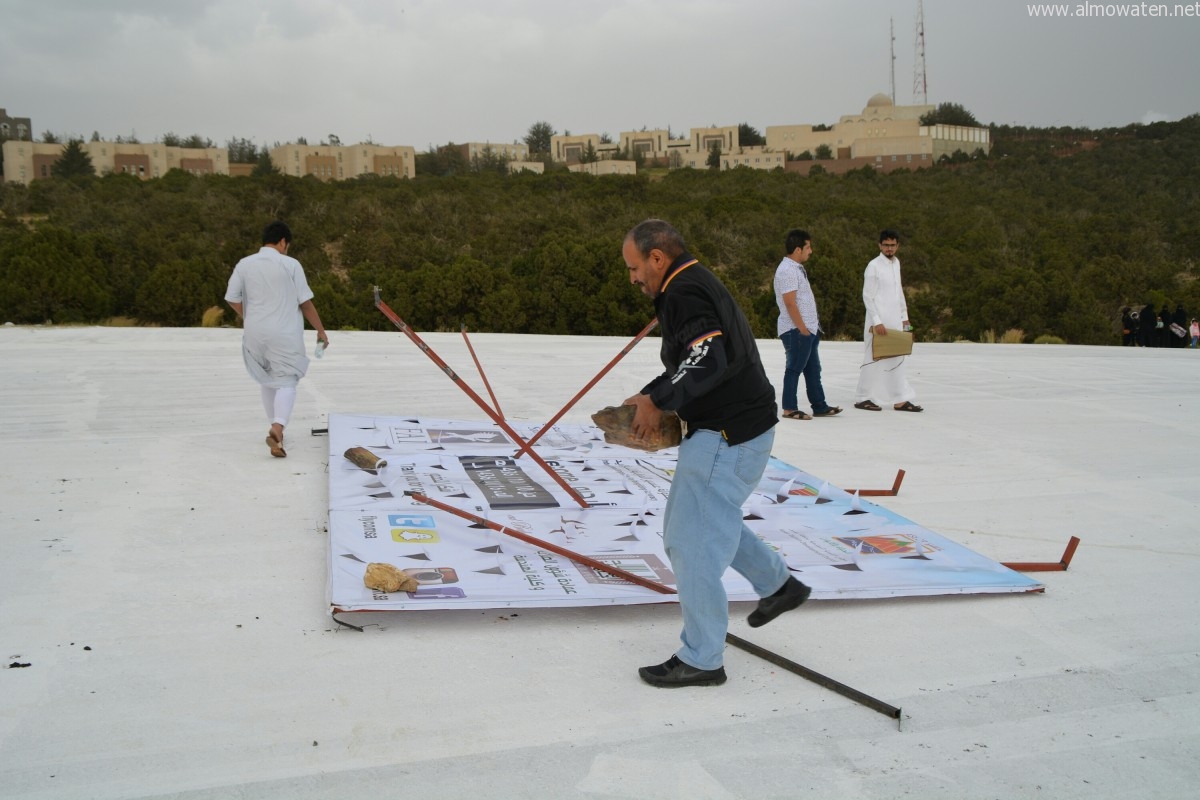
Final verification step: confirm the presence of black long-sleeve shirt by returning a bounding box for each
[642,253,778,445]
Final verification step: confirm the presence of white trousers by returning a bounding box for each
[260,386,297,427]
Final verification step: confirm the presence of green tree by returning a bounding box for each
[225,137,260,163]
[706,142,722,169]
[251,149,280,176]
[814,143,832,160]
[920,102,981,127]
[42,131,60,144]
[580,141,599,164]
[524,121,555,155]
[51,140,96,180]
[738,123,765,147]
[181,134,213,149]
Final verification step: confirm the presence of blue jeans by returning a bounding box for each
[662,427,790,670]
[780,328,829,414]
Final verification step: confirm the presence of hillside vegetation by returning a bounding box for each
[2,116,1197,344]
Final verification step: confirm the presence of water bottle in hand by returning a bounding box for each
[314,339,327,359]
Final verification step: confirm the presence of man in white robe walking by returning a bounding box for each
[225,221,329,457]
[853,229,923,413]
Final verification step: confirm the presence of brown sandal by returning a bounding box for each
[782,410,813,420]
[854,400,882,411]
[894,401,924,412]
[266,430,287,457]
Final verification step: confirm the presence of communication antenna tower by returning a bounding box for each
[890,18,897,103]
[913,0,928,105]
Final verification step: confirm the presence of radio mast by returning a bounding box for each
[913,0,928,105]
[890,18,897,103]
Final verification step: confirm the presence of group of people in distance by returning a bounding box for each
[774,228,922,419]
[1121,303,1196,348]
[222,218,920,689]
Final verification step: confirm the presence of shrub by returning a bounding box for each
[1000,329,1025,344]
[100,316,139,327]
[1033,334,1066,344]
[200,305,226,327]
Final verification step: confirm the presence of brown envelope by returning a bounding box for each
[871,329,914,360]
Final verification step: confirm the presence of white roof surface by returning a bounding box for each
[2,325,1197,800]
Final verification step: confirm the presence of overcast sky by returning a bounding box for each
[2,0,1197,149]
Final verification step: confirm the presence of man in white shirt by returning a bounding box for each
[853,230,922,412]
[225,221,329,457]
[772,229,841,420]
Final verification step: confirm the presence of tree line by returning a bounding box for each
[1,115,1197,345]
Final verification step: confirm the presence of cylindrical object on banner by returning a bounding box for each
[344,446,387,471]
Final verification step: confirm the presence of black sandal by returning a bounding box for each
[854,400,882,411]
[782,410,813,420]
[894,401,924,412]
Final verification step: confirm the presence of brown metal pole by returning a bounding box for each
[374,288,590,508]
[461,324,505,421]
[515,318,658,458]
[407,492,675,595]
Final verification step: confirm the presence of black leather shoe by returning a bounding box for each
[638,655,727,688]
[747,576,812,628]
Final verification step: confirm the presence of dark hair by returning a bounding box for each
[626,219,685,260]
[879,229,899,243]
[262,220,292,246]
[785,229,811,254]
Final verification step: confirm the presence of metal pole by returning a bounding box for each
[407,492,674,595]
[726,633,902,722]
[515,318,658,458]
[410,492,900,721]
[374,287,589,508]
[461,324,505,421]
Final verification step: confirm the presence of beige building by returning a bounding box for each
[551,133,604,164]
[689,125,740,155]
[2,139,228,184]
[455,142,530,162]
[269,143,417,180]
[568,160,637,176]
[766,94,990,164]
[0,108,32,143]
[720,146,787,171]
[508,161,546,174]
[618,129,673,161]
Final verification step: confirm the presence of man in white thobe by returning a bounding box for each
[853,230,922,412]
[225,221,329,457]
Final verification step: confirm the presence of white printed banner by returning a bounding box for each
[328,414,1042,611]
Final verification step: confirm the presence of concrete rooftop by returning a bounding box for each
[1,326,1197,799]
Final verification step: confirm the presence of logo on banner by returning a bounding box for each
[389,513,438,543]
[403,567,459,585]
[431,428,510,445]
[834,534,939,555]
[459,456,560,509]
[579,553,676,587]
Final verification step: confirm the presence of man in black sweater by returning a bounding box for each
[621,219,811,688]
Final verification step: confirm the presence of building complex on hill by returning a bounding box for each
[1,94,990,184]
